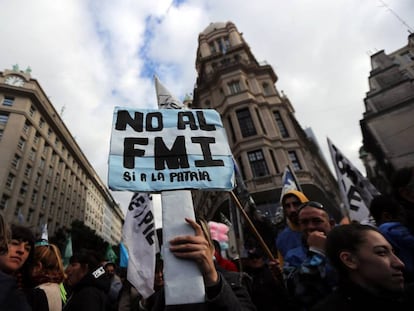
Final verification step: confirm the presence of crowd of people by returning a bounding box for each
[0,166,413,311]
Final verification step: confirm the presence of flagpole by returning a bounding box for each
[230,191,274,261]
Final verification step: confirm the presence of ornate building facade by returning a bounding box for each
[0,67,123,244]
[190,22,342,222]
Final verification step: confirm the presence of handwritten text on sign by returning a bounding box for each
[108,108,234,192]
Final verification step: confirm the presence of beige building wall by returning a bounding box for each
[0,68,123,242]
[191,22,342,221]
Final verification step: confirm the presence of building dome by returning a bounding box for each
[201,22,228,35]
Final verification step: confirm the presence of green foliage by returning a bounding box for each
[70,220,107,258]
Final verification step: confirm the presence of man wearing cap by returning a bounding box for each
[275,190,309,265]
[283,201,337,310]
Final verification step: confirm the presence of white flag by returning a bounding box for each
[41,223,48,241]
[154,76,205,305]
[123,193,157,299]
[327,137,380,223]
[154,75,184,110]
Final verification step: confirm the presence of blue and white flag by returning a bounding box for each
[123,193,157,299]
[279,165,302,203]
[327,137,380,223]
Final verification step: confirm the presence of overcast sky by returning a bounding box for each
[1,0,413,216]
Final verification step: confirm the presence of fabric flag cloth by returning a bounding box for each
[119,242,129,268]
[105,245,118,263]
[327,137,380,223]
[63,234,73,267]
[279,165,302,203]
[154,75,205,305]
[41,223,48,241]
[154,75,185,109]
[123,192,157,299]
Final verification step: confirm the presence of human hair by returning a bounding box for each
[10,224,36,287]
[325,223,380,277]
[369,194,403,225]
[32,243,66,285]
[392,167,414,199]
[0,212,10,255]
[69,248,103,272]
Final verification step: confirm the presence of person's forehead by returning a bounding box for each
[361,230,389,247]
[298,206,327,218]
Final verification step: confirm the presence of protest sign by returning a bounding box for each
[108,108,234,192]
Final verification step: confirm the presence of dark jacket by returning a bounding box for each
[0,271,32,311]
[244,264,294,311]
[145,268,256,311]
[311,281,414,311]
[63,271,111,311]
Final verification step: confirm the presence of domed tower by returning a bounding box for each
[191,22,342,222]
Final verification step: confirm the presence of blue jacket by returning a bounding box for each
[283,245,337,310]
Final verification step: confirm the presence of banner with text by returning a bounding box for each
[108,108,234,192]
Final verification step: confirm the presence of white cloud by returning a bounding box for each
[1,0,413,215]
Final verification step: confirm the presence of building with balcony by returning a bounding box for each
[0,66,123,243]
[190,22,342,223]
[360,33,414,194]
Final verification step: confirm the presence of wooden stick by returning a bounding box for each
[230,191,275,261]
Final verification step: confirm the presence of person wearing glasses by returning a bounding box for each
[312,223,414,311]
[275,190,309,265]
[283,201,337,310]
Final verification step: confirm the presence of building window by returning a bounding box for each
[0,113,9,125]
[23,122,30,134]
[47,128,52,138]
[11,154,21,168]
[0,129,3,141]
[209,42,217,53]
[288,150,302,171]
[400,51,414,63]
[27,209,34,222]
[20,182,28,195]
[29,148,36,161]
[248,150,269,177]
[6,173,15,188]
[273,111,289,138]
[228,81,241,94]
[31,190,38,203]
[0,195,9,210]
[262,83,271,95]
[39,158,45,170]
[39,118,45,129]
[2,96,14,106]
[33,133,40,145]
[41,196,47,209]
[29,106,36,117]
[17,137,25,150]
[237,108,257,137]
[24,164,32,178]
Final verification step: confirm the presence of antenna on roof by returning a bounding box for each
[379,0,414,34]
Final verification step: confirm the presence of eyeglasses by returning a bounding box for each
[298,201,326,213]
